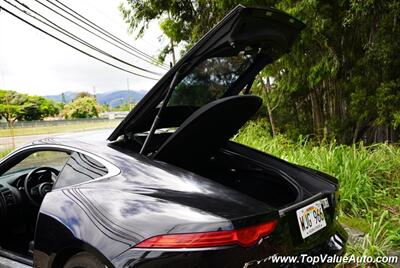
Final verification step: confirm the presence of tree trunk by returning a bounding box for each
[310,89,324,139]
[6,117,15,148]
[170,38,176,65]
[260,77,277,137]
[265,77,277,137]
[352,121,360,144]
[266,103,276,137]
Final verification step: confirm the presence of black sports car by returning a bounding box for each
[0,5,347,268]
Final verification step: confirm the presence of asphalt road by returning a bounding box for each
[0,128,114,151]
[0,133,60,151]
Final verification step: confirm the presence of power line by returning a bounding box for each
[4,0,162,76]
[35,0,168,70]
[52,0,169,68]
[46,0,170,69]
[10,0,161,76]
[81,0,160,52]
[23,0,165,74]
[0,4,159,80]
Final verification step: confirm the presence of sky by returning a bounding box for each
[0,0,170,96]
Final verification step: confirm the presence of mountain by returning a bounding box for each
[96,90,146,106]
[45,91,77,103]
[45,90,147,107]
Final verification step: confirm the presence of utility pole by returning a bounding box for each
[127,78,132,110]
[5,93,15,148]
[167,11,176,66]
[61,92,66,104]
[92,86,97,100]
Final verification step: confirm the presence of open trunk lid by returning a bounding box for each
[108,5,304,141]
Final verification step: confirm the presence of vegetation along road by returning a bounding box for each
[0,120,120,151]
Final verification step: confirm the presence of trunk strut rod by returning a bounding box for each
[140,70,181,155]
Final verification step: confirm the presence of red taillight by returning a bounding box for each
[135,219,278,249]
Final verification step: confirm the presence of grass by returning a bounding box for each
[233,120,400,261]
[0,148,12,158]
[0,120,121,137]
[340,214,371,234]
[346,211,397,261]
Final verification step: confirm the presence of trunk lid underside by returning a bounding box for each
[108,5,304,141]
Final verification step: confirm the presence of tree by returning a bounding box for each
[0,90,60,124]
[119,0,275,63]
[120,0,400,144]
[0,90,25,125]
[254,75,283,137]
[270,0,400,143]
[61,97,102,119]
[74,91,93,100]
[112,102,135,112]
[23,96,60,121]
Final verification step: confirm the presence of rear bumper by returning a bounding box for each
[307,233,347,257]
[111,223,347,268]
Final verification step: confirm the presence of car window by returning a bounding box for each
[168,51,255,107]
[3,150,70,176]
[53,152,108,189]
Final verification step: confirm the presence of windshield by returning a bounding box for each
[168,51,255,107]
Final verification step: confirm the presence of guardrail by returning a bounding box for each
[0,118,122,152]
[0,118,116,129]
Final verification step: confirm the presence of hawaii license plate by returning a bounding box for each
[296,200,327,239]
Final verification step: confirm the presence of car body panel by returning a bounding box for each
[0,128,347,267]
[0,5,348,268]
[29,134,278,262]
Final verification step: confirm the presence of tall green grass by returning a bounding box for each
[233,120,400,253]
[347,211,396,260]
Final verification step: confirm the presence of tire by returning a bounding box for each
[63,252,106,268]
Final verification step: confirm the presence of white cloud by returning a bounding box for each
[0,0,171,96]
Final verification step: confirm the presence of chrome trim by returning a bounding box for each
[278,192,328,217]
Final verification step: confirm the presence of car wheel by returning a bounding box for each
[64,252,106,268]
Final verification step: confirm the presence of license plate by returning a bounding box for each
[296,200,326,239]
